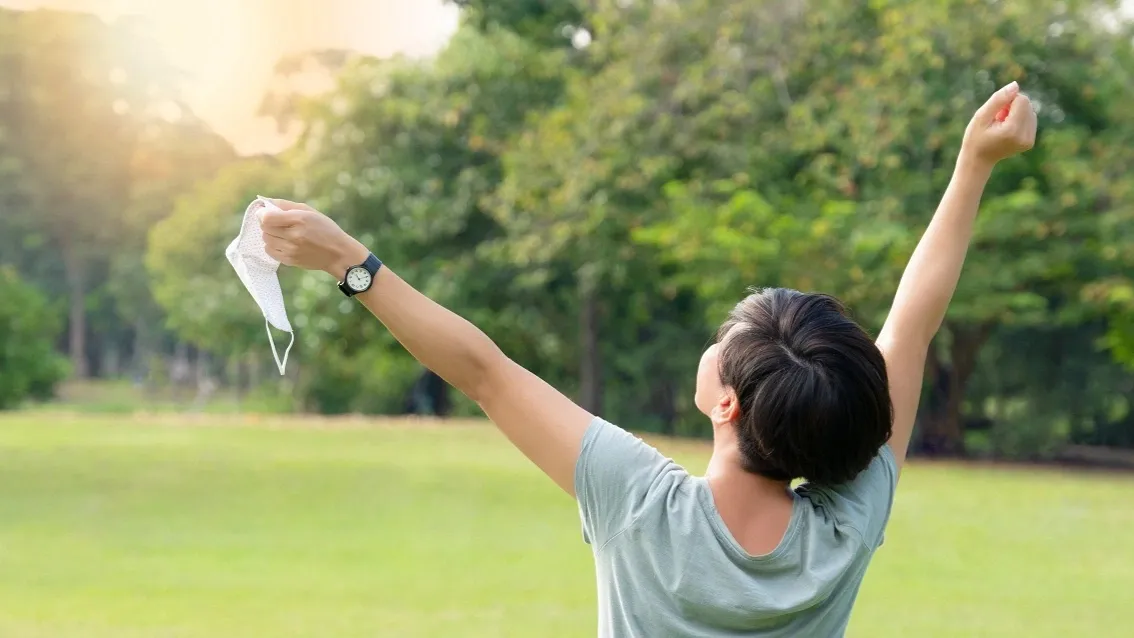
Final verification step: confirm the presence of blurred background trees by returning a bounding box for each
[2,0,1133,462]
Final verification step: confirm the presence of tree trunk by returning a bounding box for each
[247,353,262,389]
[171,342,191,386]
[192,350,216,410]
[919,323,992,456]
[131,318,149,382]
[652,379,678,436]
[63,249,89,378]
[578,283,603,415]
[428,372,452,417]
[101,340,121,378]
[405,370,451,417]
[195,349,212,385]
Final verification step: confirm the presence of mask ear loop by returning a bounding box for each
[265,319,295,376]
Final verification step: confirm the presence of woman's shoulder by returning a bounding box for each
[794,445,899,549]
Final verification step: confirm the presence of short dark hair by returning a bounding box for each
[715,288,892,485]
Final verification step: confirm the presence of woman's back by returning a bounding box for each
[577,418,899,637]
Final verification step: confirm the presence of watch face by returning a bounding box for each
[345,266,372,292]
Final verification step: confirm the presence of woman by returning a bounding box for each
[257,81,1035,636]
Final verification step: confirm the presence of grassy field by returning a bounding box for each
[1,412,1132,637]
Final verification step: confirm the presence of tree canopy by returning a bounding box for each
[4,1,1133,460]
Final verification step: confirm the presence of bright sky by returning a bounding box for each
[1,0,459,154]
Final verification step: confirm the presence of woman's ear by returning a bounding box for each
[712,387,740,427]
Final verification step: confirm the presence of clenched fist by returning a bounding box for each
[259,199,369,279]
[962,81,1037,166]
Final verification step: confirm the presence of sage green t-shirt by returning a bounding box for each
[574,418,899,637]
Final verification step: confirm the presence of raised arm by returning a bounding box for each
[876,81,1037,467]
[259,202,593,496]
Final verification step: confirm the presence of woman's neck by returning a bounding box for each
[703,425,795,556]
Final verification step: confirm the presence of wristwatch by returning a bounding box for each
[338,253,383,297]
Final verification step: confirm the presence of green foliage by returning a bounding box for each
[611,0,1134,328]
[969,325,1134,455]
[0,8,235,379]
[4,1,1134,458]
[147,158,295,356]
[143,0,1134,453]
[0,9,147,377]
[0,267,68,408]
[285,23,584,410]
[111,114,236,329]
[577,0,1134,449]
[1096,277,1134,369]
[0,9,146,254]
[450,0,588,49]
[300,342,421,414]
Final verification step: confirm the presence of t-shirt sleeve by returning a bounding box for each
[818,444,900,549]
[574,417,686,548]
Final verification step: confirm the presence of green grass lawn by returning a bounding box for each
[1,412,1132,637]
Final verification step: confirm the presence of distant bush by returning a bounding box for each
[300,342,420,415]
[0,266,69,409]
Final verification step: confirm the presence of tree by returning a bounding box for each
[611,0,1134,453]
[120,0,1134,458]
[110,113,235,378]
[486,0,813,424]
[488,74,712,422]
[0,266,68,409]
[965,323,1134,458]
[282,23,582,413]
[0,9,185,377]
[450,0,588,49]
[147,157,294,367]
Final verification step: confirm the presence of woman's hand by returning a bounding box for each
[961,81,1038,168]
[259,199,370,279]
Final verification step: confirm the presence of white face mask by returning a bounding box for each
[225,196,294,376]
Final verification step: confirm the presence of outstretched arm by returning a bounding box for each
[877,81,1037,468]
[259,201,592,496]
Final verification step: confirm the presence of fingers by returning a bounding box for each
[268,198,315,212]
[976,80,1020,120]
[261,224,297,241]
[260,207,305,230]
[258,199,318,265]
[1004,94,1031,124]
[1004,94,1037,148]
[262,233,295,262]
